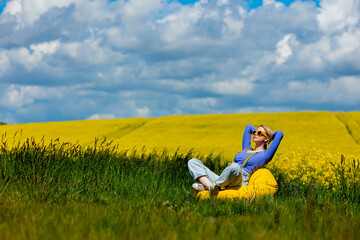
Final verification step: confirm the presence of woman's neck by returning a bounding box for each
[253,143,266,152]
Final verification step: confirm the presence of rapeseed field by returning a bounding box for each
[1,111,359,189]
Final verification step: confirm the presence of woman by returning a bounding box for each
[187,124,283,198]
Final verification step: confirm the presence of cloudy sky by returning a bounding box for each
[0,0,359,124]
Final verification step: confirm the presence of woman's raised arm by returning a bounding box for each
[263,130,284,163]
[242,124,256,150]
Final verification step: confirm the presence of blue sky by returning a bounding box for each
[0,0,359,123]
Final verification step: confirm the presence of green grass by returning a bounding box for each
[0,138,359,239]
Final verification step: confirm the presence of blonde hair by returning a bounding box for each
[258,125,273,149]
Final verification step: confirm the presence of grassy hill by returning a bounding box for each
[1,111,359,160]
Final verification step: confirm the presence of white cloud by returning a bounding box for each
[157,0,245,47]
[217,0,228,6]
[2,40,60,71]
[3,0,22,15]
[0,51,10,77]
[272,76,360,104]
[1,85,63,108]
[190,97,217,108]
[295,28,360,72]
[30,40,60,55]
[59,39,114,65]
[276,34,296,65]
[114,67,124,77]
[60,42,80,59]
[235,106,298,113]
[157,5,203,44]
[136,107,150,117]
[317,0,360,33]
[263,0,284,8]
[297,36,330,70]
[177,97,218,114]
[105,27,140,49]
[87,113,117,120]
[121,0,162,21]
[209,79,254,95]
[222,14,243,39]
[97,72,104,78]
[6,47,43,70]
[327,29,360,64]
[3,0,77,26]
[74,0,118,23]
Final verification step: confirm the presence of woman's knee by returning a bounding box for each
[187,158,201,168]
[228,163,241,173]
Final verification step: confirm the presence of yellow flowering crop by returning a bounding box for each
[268,148,359,188]
[1,111,359,187]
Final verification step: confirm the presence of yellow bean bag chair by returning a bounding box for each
[196,168,278,200]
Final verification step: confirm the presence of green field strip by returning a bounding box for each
[334,112,360,145]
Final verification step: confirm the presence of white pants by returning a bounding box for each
[187,158,250,188]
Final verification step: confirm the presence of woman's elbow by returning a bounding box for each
[246,124,255,130]
[273,131,284,140]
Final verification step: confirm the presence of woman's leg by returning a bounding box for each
[187,158,219,189]
[240,168,251,186]
[215,163,242,188]
[197,176,213,189]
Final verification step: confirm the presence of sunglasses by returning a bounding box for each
[252,130,269,138]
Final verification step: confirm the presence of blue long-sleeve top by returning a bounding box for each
[234,124,283,174]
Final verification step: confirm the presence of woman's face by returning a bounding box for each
[252,127,269,144]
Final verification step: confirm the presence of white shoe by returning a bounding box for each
[192,183,206,191]
[209,183,220,198]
